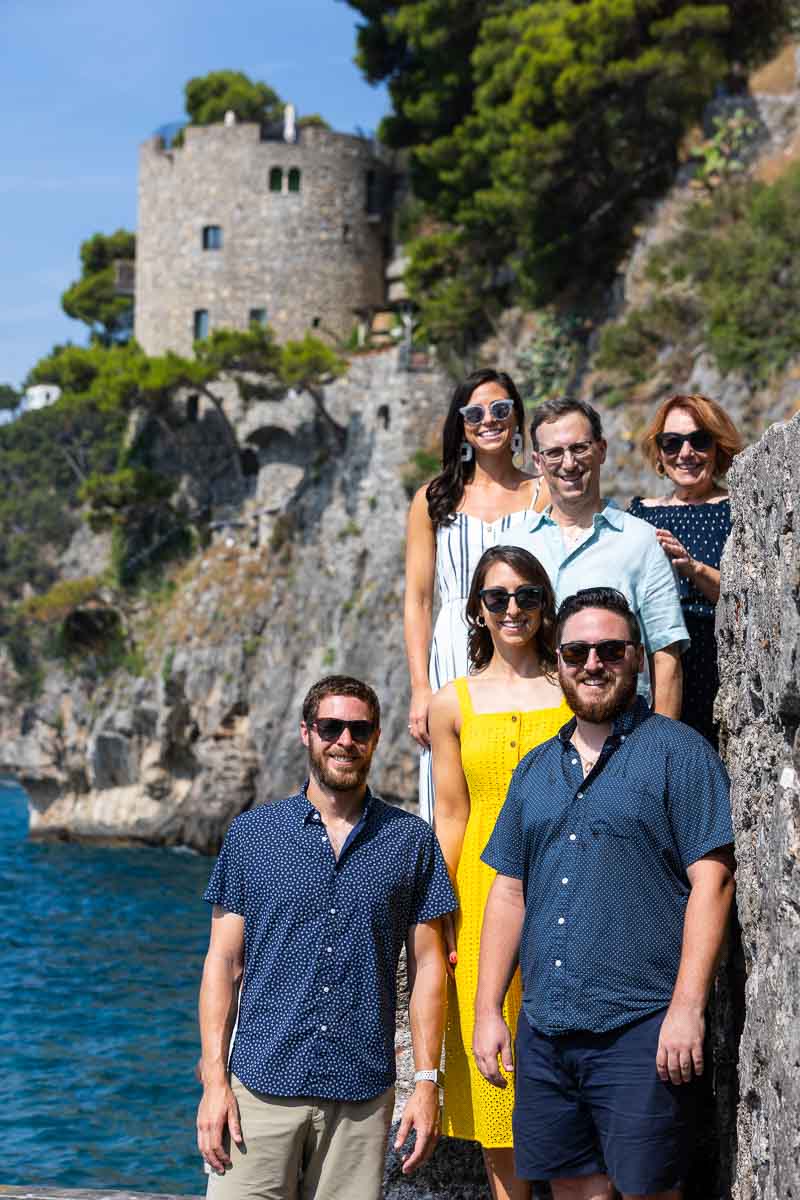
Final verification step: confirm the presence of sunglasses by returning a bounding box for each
[459,399,514,425]
[311,718,376,743]
[655,430,714,456]
[558,639,638,666]
[480,585,545,614]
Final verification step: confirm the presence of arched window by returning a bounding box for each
[288,167,301,193]
[269,167,283,193]
[193,310,209,340]
[365,169,378,213]
[202,225,222,250]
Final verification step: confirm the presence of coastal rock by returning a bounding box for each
[717,412,800,1200]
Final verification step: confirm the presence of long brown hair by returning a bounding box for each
[425,369,526,528]
[465,546,557,673]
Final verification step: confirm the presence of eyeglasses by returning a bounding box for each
[480,585,545,614]
[311,718,376,743]
[459,399,514,425]
[558,640,639,666]
[655,430,714,456]
[537,441,595,466]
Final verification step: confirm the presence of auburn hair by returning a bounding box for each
[641,393,744,477]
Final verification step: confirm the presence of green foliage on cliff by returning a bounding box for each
[347,0,790,340]
[598,161,800,387]
[184,70,284,126]
[61,230,136,345]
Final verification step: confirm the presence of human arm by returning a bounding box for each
[472,874,525,1088]
[651,643,683,719]
[196,906,245,1172]
[656,847,736,1085]
[404,486,437,748]
[655,528,721,603]
[394,919,448,1174]
[430,685,470,966]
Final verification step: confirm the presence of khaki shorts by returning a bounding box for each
[206,1074,395,1200]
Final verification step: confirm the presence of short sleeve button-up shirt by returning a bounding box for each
[508,501,689,701]
[204,785,456,1101]
[482,698,733,1035]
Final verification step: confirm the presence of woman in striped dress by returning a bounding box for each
[404,368,548,822]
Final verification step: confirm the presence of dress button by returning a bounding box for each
[330,908,336,915]
[558,917,565,925]
[320,1024,327,1032]
[323,986,330,993]
[326,946,332,953]
[569,833,577,841]
[511,715,518,722]
[562,877,569,885]
[510,740,516,748]
[322,836,328,843]
[555,959,562,967]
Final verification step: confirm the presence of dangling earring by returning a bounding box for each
[461,441,473,463]
[656,460,665,476]
[511,430,523,456]
[477,615,486,627]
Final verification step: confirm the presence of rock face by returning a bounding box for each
[717,413,800,1200]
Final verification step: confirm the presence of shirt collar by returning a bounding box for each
[300,781,375,825]
[528,498,623,533]
[558,694,651,747]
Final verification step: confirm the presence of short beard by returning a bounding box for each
[308,744,371,792]
[560,667,638,724]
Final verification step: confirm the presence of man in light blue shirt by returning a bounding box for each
[511,398,688,713]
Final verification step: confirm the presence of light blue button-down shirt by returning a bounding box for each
[508,500,689,699]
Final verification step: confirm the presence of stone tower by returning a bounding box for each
[134,117,389,356]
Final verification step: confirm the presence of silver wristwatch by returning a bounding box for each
[414,1068,444,1086]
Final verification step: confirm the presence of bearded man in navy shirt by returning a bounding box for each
[197,674,456,1200]
[474,589,735,1200]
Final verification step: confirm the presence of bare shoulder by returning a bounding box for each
[429,681,459,720]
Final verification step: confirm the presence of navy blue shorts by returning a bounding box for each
[513,1008,697,1195]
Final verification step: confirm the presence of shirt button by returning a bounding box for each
[326,946,332,953]
[558,917,565,925]
[571,758,578,765]
[330,908,336,914]
[569,833,577,841]
[577,792,584,799]
[320,1024,327,1032]
[555,959,562,967]
[323,986,329,993]
[621,735,626,741]
[322,836,328,843]
[562,877,569,885]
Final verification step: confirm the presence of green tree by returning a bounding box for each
[61,230,136,345]
[279,334,348,444]
[0,384,21,414]
[184,70,284,126]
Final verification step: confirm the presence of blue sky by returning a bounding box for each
[1,0,389,387]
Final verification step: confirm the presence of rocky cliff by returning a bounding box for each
[717,412,800,1200]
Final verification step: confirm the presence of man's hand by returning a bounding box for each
[394,1082,440,1174]
[197,1081,243,1173]
[656,1003,705,1085]
[473,1009,513,1088]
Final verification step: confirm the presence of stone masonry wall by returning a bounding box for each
[716,413,800,1200]
[135,122,387,356]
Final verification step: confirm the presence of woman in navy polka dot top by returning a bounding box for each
[629,393,744,746]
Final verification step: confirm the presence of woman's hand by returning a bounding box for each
[656,528,695,578]
[408,685,433,749]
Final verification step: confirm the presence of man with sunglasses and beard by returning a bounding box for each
[473,590,735,1200]
[197,675,456,1200]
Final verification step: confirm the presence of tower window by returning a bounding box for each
[365,170,379,213]
[249,308,268,328]
[288,167,301,193]
[193,309,209,340]
[202,225,222,250]
[186,394,199,422]
[269,167,283,192]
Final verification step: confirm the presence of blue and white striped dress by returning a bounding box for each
[419,503,540,824]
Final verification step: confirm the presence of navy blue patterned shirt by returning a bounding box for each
[482,698,733,1035]
[204,785,456,1101]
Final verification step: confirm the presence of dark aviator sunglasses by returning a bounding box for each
[655,430,714,456]
[480,585,544,614]
[311,718,376,743]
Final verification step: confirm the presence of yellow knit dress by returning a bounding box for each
[442,677,572,1147]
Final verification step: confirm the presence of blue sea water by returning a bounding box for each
[0,781,213,1194]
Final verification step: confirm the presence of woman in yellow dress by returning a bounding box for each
[429,545,570,1200]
